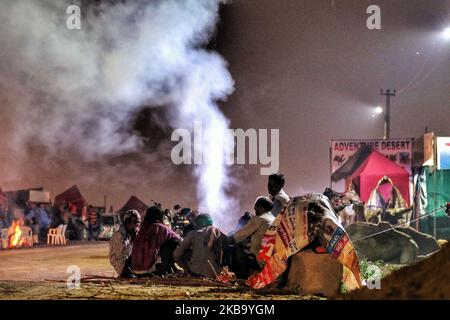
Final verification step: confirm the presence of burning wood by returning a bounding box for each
[9,220,23,247]
[1,219,33,249]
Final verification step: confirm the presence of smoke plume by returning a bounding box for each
[0,0,236,228]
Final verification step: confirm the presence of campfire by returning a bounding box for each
[1,219,33,249]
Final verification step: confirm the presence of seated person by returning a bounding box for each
[229,211,253,235]
[132,206,182,276]
[27,203,52,240]
[109,210,141,278]
[51,204,69,228]
[228,196,275,279]
[268,173,290,217]
[23,210,39,243]
[173,214,227,278]
[182,211,199,237]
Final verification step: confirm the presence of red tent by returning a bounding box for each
[118,196,149,220]
[345,150,410,205]
[54,185,87,210]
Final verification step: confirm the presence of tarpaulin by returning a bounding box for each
[246,194,362,291]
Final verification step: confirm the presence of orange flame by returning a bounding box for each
[8,220,24,248]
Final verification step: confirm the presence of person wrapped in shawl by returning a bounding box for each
[173,214,227,278]
[365,176,410,225]
[246,193,363,291]
[109,210,141,278]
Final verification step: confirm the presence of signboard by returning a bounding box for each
[412,133,434,168]
[437,137,450,170]
[331,139,413,175]
[29,190,51,203]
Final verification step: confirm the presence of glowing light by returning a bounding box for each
[374,106,383,114]
[443,27,450,40]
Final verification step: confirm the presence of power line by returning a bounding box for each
[397,43,436,95]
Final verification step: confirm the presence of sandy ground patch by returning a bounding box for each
[0,242,321,300]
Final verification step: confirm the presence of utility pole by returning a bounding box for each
[380,89,396,139]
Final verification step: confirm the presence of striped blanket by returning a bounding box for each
[246,193,362,290]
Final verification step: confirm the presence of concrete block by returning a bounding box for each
[286,250,343,297]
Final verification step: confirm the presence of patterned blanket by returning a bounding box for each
[246,193,362,290]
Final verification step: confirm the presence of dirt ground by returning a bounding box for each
[0,242,321,300]
[346,242,450,300]
[3,241,445,300]
[0,242,114,282]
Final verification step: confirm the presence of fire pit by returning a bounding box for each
[1,220,33,249]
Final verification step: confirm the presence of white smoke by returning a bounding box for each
[0,0,236,228]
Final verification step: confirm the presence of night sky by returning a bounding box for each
[216,0,450,210]
[1,0,449,218]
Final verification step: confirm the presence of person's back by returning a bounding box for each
[183,227,223,277]
[268,173,290,217]
[132,207,181,273]
[37,206,51,228]
[174,214,225,278]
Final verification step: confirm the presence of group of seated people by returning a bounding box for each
[0,203,54,240]
[0,201,100,242]
[109,173,290,280]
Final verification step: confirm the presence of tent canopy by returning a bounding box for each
[346,150,410,205]
[331,145,372,182]
[118,196,149,219]
[54,185,87,209]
